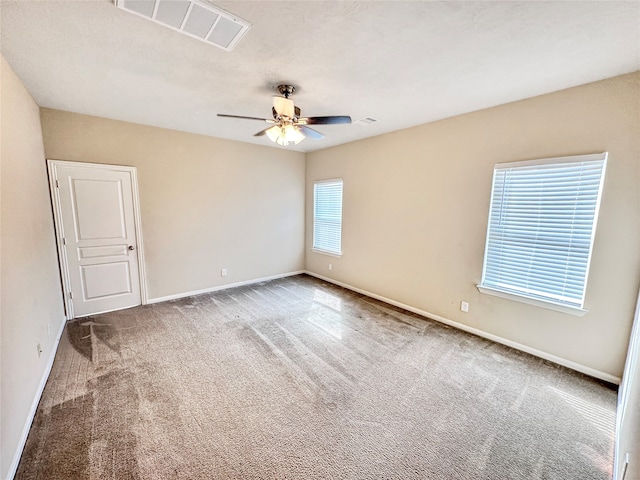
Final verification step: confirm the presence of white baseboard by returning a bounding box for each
[305,271,621,385]
[147,270,306,304]
[6,317,67,480]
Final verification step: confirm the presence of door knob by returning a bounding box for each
[128,245,135,251]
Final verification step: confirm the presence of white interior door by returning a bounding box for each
[613,288,640,479]
[49,161,144,318]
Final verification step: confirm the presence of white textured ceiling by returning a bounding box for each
[1,1,639,152]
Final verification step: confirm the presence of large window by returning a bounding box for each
[478,153,607,314]
[313,179,343,256]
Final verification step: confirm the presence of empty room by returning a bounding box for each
[1,1,640,479]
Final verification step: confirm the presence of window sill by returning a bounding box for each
[312,248,342,258]
[476,285,588,317]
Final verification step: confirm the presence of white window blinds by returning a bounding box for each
[313,180,343,255]
[479,153,607,310]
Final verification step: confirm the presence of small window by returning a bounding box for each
[478,153,607,314]
[313,179,343,256]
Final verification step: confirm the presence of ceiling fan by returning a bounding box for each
[217,85,351,146]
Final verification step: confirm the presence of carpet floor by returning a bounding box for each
[16,274,617,479]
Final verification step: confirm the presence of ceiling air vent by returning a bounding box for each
[115,0,251,52]
[356,117,378,125]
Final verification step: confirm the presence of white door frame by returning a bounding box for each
[48,159,148,319]
[613,286,640,479]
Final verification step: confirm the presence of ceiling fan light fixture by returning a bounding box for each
[265,124,306,146]
[285,125,305,144]
[265,125,281,143]
[217,84,349,146]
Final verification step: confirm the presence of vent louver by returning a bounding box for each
[356,117,378,125]
[115,0,251,52]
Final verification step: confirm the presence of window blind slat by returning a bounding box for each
[480,155,606,309]
[313,180,343,255]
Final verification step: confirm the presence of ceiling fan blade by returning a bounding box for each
[303,116,352,125]
[218,114,269,122]
[254,127,274,137]
[273,96,295,117]
[299,125,325,140]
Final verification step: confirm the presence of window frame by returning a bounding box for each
[477,152,607,316]
[312,178,343,257]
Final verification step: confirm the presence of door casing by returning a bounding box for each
[48,159,148,319]
[613,287,640,480]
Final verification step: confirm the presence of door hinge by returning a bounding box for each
[62,237,66,245]
[69,291,73,300]
[55,180,59,188]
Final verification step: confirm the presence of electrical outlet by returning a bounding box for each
[461,301,469,313]
[37,343,43,358]
[221,268,227,277]
[328,263,333,271]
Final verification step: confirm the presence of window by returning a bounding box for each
[313,179,343,256]
[478,153,607,314]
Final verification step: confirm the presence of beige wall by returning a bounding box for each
[306,72,640,380]
[0,56,66,479]
[40,109,306,300]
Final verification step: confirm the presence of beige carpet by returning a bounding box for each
[17,274,616,479]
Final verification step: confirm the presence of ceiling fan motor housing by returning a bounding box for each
[272,106,301,119]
